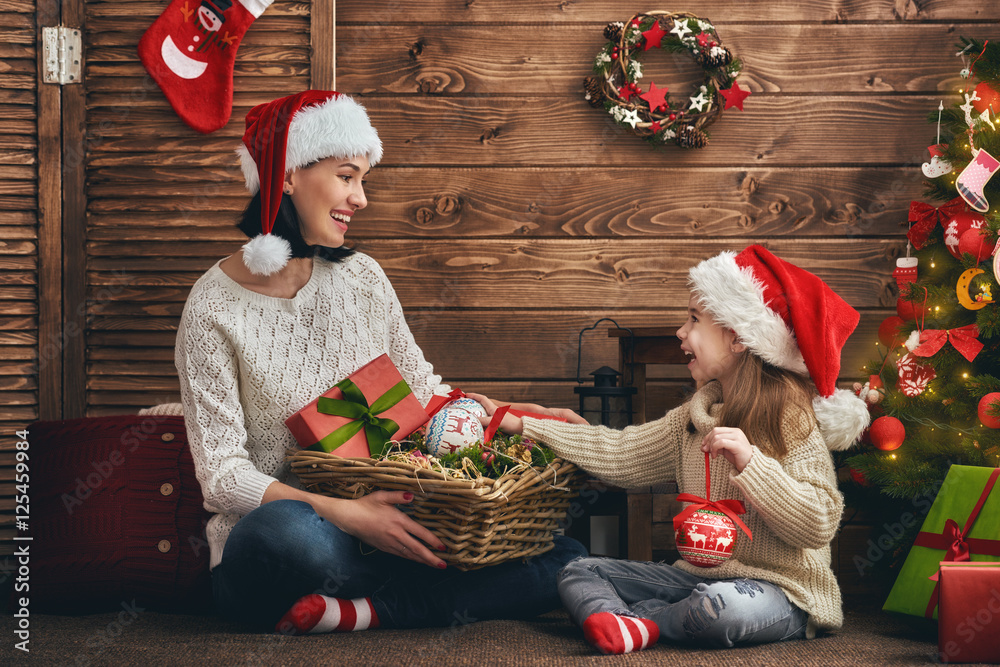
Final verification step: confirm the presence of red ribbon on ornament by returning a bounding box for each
[910,323,983,362]
[913,467,1000,618]
[482,405,511,444]
[906,198,966,250]
[424,388,469,420]
[672,452,753,541]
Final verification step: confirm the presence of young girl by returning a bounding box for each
[471,245,869,654]
[174,90,586,634]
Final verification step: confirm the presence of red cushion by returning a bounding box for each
[19,414,212,612]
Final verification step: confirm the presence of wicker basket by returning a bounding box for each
[288,451,585,570]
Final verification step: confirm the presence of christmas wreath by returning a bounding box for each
[585,11,748,149]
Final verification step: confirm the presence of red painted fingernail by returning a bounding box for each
[403,492,414,501]
[437,561,447,569]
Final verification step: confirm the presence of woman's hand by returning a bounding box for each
[321,491,448,569]
[700,427,753,473]
[466,392,588,427]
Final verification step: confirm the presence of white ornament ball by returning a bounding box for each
[424,407,485,457]
[443,397,488,420]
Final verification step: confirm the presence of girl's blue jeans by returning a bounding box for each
[212,499,588,631]
[558,556,809,647]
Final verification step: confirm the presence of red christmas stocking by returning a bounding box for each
[138,0,272,134]
[893,256,923,321]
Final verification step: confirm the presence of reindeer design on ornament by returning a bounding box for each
[714,530,734,552]
[687,527,708,550]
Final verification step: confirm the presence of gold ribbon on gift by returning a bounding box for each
[312,378,411,457]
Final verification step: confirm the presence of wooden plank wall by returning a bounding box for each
[332,0,998,413]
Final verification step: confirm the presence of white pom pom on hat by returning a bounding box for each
[235,91,383,276]
[687,245,870,451]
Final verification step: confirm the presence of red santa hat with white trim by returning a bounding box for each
[235,90,383,276]
[687,245,870,451]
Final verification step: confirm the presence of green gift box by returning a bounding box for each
[883,465,1000,619]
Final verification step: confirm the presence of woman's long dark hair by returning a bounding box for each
[237,191,356,264]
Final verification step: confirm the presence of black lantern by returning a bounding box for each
[574,319,637,428]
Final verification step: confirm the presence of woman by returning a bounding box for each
[174,90,586,633]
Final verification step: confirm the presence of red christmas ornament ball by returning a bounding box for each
[897,297,929,322]
[869,415,905,451]
[958,227,997,263]
[674,510,737,568]
[878,315,907,347]
[849,468,869,486]
[971,81,1000,115]
[944,211,987,260]
[979,393,1000,429]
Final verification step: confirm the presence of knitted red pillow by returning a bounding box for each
[21,414,212,612]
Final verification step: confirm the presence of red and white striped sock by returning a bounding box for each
[276,594,380,635]
[582,612,659,655]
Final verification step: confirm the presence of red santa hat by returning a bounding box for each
[687,245,869,451]
[235,90,383,275]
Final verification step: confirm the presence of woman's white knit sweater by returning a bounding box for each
[174,253,448,569]
[523,381,845,637]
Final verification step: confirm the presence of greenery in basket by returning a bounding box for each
[390,428,558,480]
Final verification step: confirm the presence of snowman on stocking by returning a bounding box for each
[138,0,273,133]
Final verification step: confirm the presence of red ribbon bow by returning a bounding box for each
[914,468,1000,617]
[424,388,468,420]
[907,197,966,250]
[672,452,753,542]
[910,324,983,362]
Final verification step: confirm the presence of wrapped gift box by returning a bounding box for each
[285,354,429,458]
[884,465,1000,619]
[938,562,1000,664]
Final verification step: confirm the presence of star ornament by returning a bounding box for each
[670,19,692,40]
[639,82,669,110]
[688,91,710,113]
[720,81,751,111]
[642,21,668,51]
[621,108,641,128]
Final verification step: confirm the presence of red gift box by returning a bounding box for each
[938,562,1000,664]
[285,354,429,458]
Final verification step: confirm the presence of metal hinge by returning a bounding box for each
[42,26,82,85]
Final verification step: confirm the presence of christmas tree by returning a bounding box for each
[842,37,1000,502]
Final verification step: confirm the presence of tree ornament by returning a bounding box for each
[893,256,927,321]
[878,315,907,347]
[587,11,743,149]
[956,268,995,310]
[675,510,737,567]
[956,148,1000,213]
[672,452,751,568]
[853,374,885,406]
[922,144,953,179]
[423,407,485,457]
[944,210,987,260]
[897,353,936,397]
[958,227,997,262]
[907,198,966,250]
[971,81,1000,115]
[869,415,905,451]
[979,392,1000,429]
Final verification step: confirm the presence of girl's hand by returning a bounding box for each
[701,427,753,473]
[324,491,448,569]
[466,392,588,426]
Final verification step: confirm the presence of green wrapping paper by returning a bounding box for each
[883,465,1000,619]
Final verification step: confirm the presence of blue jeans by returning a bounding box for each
[558,557,809,648]
[212,499,588,631]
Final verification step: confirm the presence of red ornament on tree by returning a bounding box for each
[897,353,936,397]
[894,256,927,321]
[944,210,987,260]
[958,227,997,263]
[878,315,907,347]
[971,81,1000,115]
[869,415,905,451]
[979,393,1000,429]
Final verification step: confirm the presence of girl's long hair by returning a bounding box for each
[236,191,356,264]
[719,352,817,459]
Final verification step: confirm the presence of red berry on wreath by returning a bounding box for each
[979,392,1000,429]
[669,113,676,120]
[869,415,905,451]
